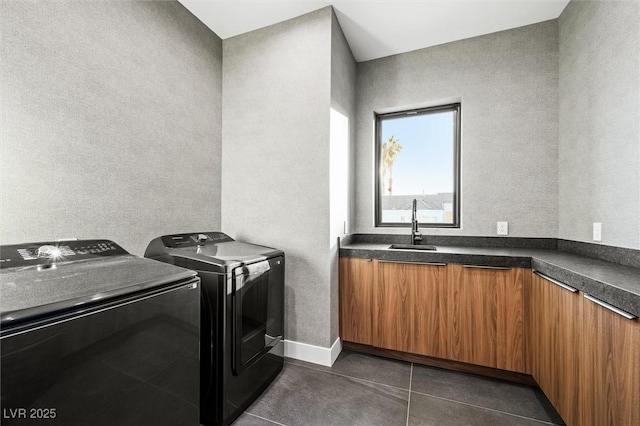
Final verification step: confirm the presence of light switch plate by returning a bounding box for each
[593,222,602,241]
[497,221,508,235]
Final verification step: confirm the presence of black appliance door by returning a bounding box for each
[231,256,284,375]
[0,279,200,426]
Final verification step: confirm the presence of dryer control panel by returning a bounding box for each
[160,232,234,248]
[0,240,128,268]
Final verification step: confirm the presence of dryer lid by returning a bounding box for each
[145,232,284,273]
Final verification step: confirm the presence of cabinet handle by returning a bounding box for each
[583,294,637,320]
[378,260,447,267]
[533,271,578,293]
[462,265,510,270]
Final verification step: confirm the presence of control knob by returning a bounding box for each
[37,245,62,259]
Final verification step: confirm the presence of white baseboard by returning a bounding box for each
[284,337,342,367]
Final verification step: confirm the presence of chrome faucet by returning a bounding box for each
[411,198,422,245]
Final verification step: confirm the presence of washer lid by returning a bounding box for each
[0,253,197,327]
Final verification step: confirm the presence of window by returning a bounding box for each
[375,103,461,227]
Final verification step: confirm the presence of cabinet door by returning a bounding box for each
[449,265,525,372]
[373,261,448,358]
[339,257,374,345]
[529,272,581,426]
[581,295,640,426]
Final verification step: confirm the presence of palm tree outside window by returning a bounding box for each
[382,135,402,196]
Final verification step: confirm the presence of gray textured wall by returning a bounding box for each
[354,21,559,238]
[330,10,357,345]
[0,1,223,255]
[558,0,640,249]
[221,8,334,347]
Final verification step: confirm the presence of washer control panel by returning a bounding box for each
[0,240,128,268]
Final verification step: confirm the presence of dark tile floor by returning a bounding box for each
[233,350,564,426]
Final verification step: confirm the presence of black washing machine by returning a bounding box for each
[144,232,284,426]
[0,240,200,425]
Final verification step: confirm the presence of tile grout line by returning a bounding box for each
[409,390,560,426]
[286,359,559,426]
[244,412,288,426]
[285,360,411,392]
[250,359,558,426]
[405,363,413,426]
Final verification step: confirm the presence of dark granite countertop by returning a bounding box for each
[340,241,640,318]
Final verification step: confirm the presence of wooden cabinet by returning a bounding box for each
[339,257,374,345]
[340,256,640,426]
[340,259,525,373]
[528,271,640,426]
[529,271,582,426]
[449,265,525,372]
[581,294,640,426]
[373,261,448,358]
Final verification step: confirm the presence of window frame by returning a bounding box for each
[374,103,461,228]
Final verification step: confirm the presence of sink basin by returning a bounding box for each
[388,244,437,251]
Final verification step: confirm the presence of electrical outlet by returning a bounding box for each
[593,222,602,241]
[497,221,509,236]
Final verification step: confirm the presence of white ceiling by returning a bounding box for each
[180,0,570,62]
